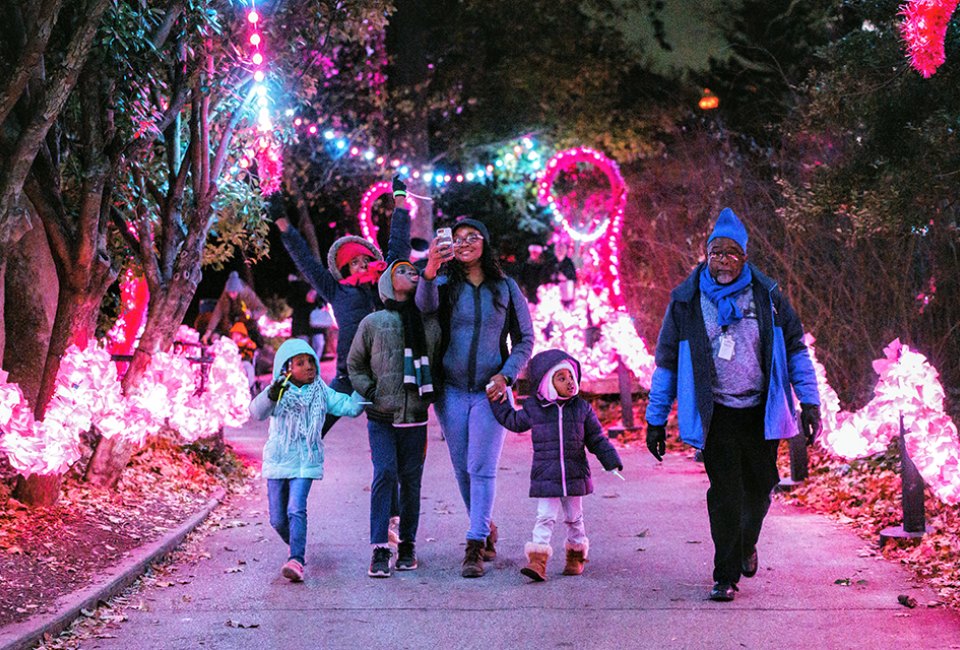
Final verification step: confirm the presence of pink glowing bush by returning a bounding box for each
[0,329,250,478]
[529,284,655,384]
[809,336,960,504]
[900,0,960,77]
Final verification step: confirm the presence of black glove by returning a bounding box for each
[392,175,407,198]
[646,424,666,462]
[800,403,821,446]
[267,377,287,402]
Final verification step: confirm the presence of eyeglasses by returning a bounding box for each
[707,251,743,262]
[453,234,484,247]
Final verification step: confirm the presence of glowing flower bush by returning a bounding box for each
[258,313,292,338]
[0,330,251,478]
[810,336,960,504]
[530,284,655,385]
[899,0,960,77]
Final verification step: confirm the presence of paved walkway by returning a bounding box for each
[87,386,960,650]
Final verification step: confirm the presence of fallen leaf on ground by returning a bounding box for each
[898,594,918,608]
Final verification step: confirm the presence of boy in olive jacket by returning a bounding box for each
[348,261,440,577]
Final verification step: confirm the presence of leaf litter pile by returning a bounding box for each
[0,435,254,630]
[595,395,960,611]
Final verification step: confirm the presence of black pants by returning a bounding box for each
[701,403,781,584]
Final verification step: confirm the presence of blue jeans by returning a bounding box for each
[267,478,313,564]
[368,419,428,545]
[436,387,506,541]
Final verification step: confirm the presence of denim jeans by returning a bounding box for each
[436,387,506,541]
[531,496,587,549]
[368,419,427,545]
[267,478,313,564]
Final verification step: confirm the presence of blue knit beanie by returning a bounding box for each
[225,271,244,293]
[452,218,490,243]
[707,208,748,253]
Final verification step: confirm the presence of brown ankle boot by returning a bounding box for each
[462,539,486,578]
[520,542,552,582]
[562,541,588,576]
[483,521,498,561]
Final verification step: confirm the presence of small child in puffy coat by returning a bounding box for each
[249,339,365,582]
[488,348,622,581]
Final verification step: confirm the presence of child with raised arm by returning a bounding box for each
[249,339,365,582]
[488,348,622,582]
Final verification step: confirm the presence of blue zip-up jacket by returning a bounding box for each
[415,274,534,391]
[280,208,410,382]
[645,262,820,449]
[491,349,622,498]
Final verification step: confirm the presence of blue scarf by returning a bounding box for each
[272,381,327,463]
[699,264,753,327]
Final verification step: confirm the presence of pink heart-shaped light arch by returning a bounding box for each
[358,181,418,243]
[537,147,628,308]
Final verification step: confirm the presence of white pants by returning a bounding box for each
[531,496,588,547]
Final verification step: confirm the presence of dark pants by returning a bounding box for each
[368,419,428,545]
[701,403,781,584]
[327,375,400,520]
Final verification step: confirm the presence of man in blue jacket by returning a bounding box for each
[644,208,821,602]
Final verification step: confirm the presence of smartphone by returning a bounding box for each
[436,227,453,247]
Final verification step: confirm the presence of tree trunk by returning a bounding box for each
[3,220,57,404]
[12,473,62,507]
[85,256,202,488]
[387,0,435,240]
[288,176,321,257]
[33,271,111,417]
[84,436,134,489]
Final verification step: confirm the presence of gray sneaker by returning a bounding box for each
[396,542,418,571]
[368,546,392,578]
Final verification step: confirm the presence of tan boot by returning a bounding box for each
[562,541,588,576]
[483,521,498,561]
[520,542,552,582]
[462,539,486,578]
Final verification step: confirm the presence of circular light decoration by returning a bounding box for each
[357,181,418,242]
[537,147,628,307]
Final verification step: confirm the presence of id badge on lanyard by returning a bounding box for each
[718,327,735,361]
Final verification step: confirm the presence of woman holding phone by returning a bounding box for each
[416,218,534,578]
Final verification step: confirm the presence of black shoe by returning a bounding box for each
[368,546,391,578]
[396,541,418,571]
[709,582,737,602]
[742,548,758,578]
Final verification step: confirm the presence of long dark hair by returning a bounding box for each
[443,238,509,311]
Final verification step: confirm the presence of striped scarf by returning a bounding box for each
[386,298,434,400]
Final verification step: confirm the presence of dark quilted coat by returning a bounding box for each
[490,349,622,498]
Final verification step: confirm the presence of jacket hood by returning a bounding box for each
[326,235,383,281]
[528,349,580,394]
[378,260,416,303]
[272,338,319,381]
